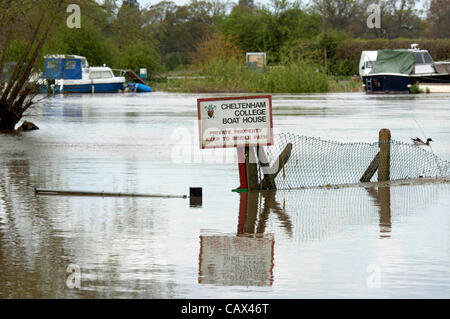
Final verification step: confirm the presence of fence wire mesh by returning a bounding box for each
[245,184,449,243]
[256,133,450,190]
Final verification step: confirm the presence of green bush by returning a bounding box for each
[409,83,423,94]
[116,41,162,75]
[183,58,329,93]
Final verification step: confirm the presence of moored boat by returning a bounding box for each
[362,44,450,94]
[39,55,126,94]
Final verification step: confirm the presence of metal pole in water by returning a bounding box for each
[34,188,187,199]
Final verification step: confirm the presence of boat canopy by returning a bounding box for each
[42,55,88,80]
[370,50,415,75]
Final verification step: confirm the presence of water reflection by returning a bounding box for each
[0,158,78,298]
[198,192,284,287]
[366,186,392,238]
[1,92,450,298]
[0,156,183,298]
[199,181,446,290]
[231,184,441,248]
[198,232,274,287]
[275,185,441,243]
[237,191,292,236]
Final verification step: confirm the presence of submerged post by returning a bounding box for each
[189,187,203,207]
[246,147,260,191]
[237,147,248,191]
[378,128,391,182]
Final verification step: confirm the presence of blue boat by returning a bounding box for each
[126,82,152,93]
[39,55,126,94]
[362,44,450,94]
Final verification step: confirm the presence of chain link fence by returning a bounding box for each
[254,133,450,190]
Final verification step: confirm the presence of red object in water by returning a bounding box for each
[237,147,247,189]
[237,192,248,234]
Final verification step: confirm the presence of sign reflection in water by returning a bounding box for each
[198,182,435,288]
[198,192,295,287]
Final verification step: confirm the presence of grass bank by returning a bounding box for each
[156,59,334,93]
[154,60,363,94]
[328,77,363,92]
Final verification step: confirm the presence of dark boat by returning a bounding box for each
[362,44,450,94]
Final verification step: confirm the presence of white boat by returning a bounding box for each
[39,55,126,93]
[361,44,450,94]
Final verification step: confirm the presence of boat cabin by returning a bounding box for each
[410,44,435,74]
[89,67,115,80]
[42,55,88,80]
[359,51,378,76]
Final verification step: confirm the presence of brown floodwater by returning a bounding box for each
[0,92,449,298]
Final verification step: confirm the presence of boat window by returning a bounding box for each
[423,52,433,64]
[89,71,113,79]
[47,60,59,71]
[65,60,77,69]
[365,61,374,69]
[415,53,424,64]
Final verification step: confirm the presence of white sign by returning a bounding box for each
[197,95,273,149]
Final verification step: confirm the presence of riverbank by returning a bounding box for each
[151,64,363,94]
[154,75,363,94]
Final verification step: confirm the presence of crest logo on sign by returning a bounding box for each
[205,104,217,119]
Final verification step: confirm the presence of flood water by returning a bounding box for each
[0,92,449,298]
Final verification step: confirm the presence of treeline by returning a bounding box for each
[4,0,450,78]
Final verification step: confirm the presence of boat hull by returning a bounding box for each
[413,73,450,84]
[363,73,450,94]
[362,74,412,94]
[40,80,125,94]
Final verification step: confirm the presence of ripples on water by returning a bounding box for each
[0,92,449,298]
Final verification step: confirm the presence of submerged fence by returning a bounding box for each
[243,130,450,191]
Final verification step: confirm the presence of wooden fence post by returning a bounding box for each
[378,128,391,182]
[360,153,379,183]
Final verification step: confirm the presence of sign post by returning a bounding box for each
[197,95,273,192]
[237,147,247,190]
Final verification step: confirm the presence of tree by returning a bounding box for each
[220,1,321,63]
[429,0,450,38]
[116,41,162,74]
[146,1,222,69]
[310,0,361,31]
[114,0,144,48]
[0,0,67,131]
